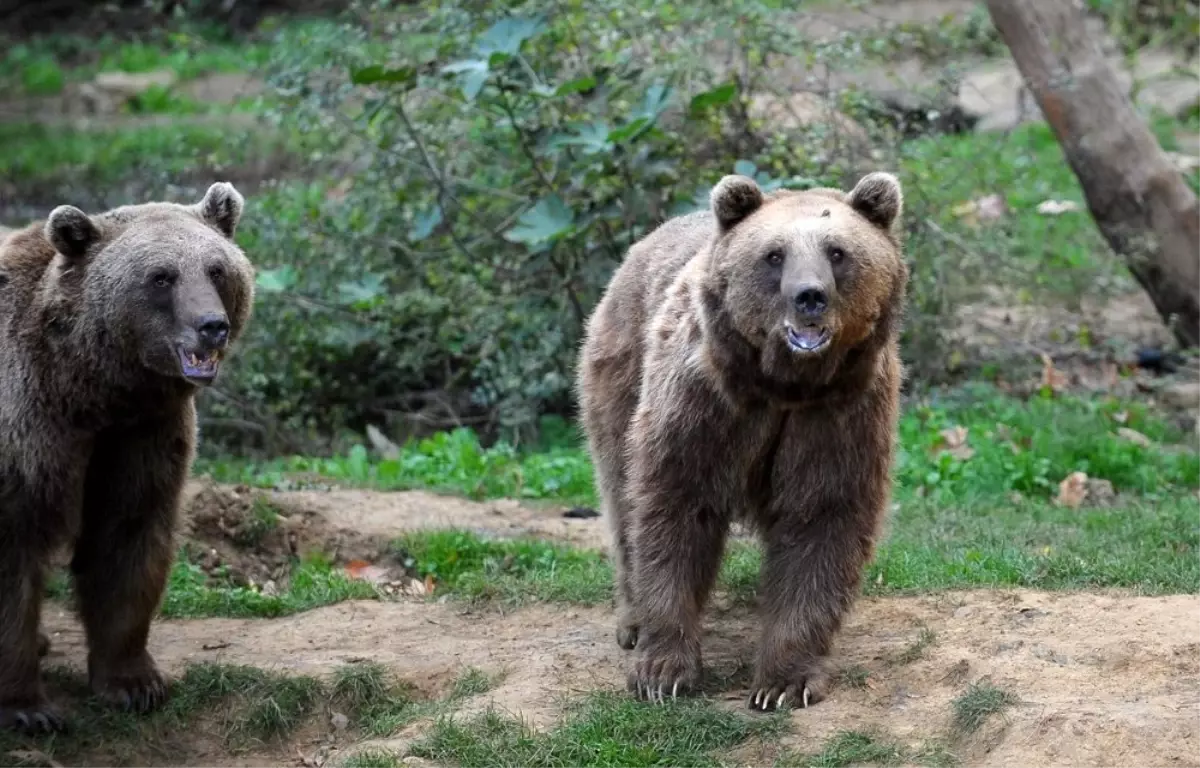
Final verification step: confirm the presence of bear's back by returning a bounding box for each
[0,223,58,334]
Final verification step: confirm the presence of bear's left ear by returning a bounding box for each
[847,172,903,232]
[45,205,101,260]
[710,174,764,232]
[196,181,244,239]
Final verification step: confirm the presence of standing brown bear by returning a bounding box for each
[0,182,255,731]
[577,171,907,711]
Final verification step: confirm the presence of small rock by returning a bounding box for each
[1116,427,1153,447]
[1037,199,1082,215]
[1159,380,1200,409]
[330,712,349,731]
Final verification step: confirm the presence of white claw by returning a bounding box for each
[802,686,811,708]
[761,693,770,711]
[672,681,679,699]
[753,690,761,707]
[657,685,664,705]
[777,692,787,709]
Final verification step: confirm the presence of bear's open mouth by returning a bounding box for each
[177,346,223,384]
[785,324,832,354]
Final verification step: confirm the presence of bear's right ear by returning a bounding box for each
[45,206,101,260]
[196,181,244,240]
[710,175,764,232]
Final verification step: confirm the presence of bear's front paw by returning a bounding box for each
[89,653,169,714]
[748,663,830,712]
[627,642,701,703]
[0,698,66,733]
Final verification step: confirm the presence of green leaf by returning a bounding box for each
[554,76,596,97]
[349,65,416,87]
[688,82,737,115]
[255,266,296,293]
[337,274,385,305]
[476,15,546,58]
[733,159,757,177]
[441,59,489,100]
[546,122,612,154]
[606,117,649,144]
[632,81,672,122]
[409,205,443,242]
[504,195,576,245]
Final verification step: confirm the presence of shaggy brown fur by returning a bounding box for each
[577,172,907,711]
[0,183,255,732]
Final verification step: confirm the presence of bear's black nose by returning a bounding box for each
[793,284,828,317]
[197,314,230,348]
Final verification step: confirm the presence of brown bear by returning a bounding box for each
[577,171,907,711]
[0,182,255,732]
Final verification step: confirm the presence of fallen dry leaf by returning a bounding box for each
[1055,471,1089,509]
[1040,354,1069,393]
[1116,427,1153,447]
[931,425,974,460]
[1036,199,1081,215]
[951,194,1008,227]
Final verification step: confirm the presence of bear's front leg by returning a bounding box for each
[73,411,194,713]
[747,401,893,712]
[0,544,64,732]
[625,487,729,702]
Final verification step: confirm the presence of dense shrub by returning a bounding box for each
[206,0,890,452]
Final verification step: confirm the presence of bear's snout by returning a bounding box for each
[195,313,231,350]
[791,283,829,318]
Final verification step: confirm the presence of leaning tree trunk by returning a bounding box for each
[985,0,1200,348]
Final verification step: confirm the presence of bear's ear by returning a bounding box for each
[45,206,101,260]
[710,174,764,232]
[196,181,244,239]
[847,172,903,232]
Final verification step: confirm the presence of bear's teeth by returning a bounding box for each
[190,353,199,366]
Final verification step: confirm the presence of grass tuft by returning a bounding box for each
[951,680,1020,735]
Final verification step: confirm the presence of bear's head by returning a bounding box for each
[701,172,907,390]
[44,182,254,389]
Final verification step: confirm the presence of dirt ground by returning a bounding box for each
[32,482,1200,768]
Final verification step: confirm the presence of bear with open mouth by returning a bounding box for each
[0,182,255,732]
[577,171,908,711]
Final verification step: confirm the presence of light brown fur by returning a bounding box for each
[0,183,254,731]
[577,172,907,710]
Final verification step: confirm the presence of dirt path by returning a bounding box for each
[40,587,1200,767]
[27,483,1200,766]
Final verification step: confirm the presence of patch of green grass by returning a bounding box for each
[0,120,308,193]
[159,550,379,619]
[900,122,1120,299]
[951,680,1019,735]
[0,29,274,98]
[397,529,611,605]
[450,667,497,700]
[330,662,421,737]
[201,427,597,506]
[782,730,957,768]
[0,662,325,762]
[200,386,1198,607]
[410,691,785,768]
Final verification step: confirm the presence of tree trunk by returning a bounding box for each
[985,0,1200,348]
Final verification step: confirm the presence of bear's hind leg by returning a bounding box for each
[73,417,192,713]
[0,543,63,732]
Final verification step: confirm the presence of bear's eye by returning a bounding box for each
[208,265,225,282]
[828,247,846,265]
[764,249,784,267]
[151,272,175,289]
